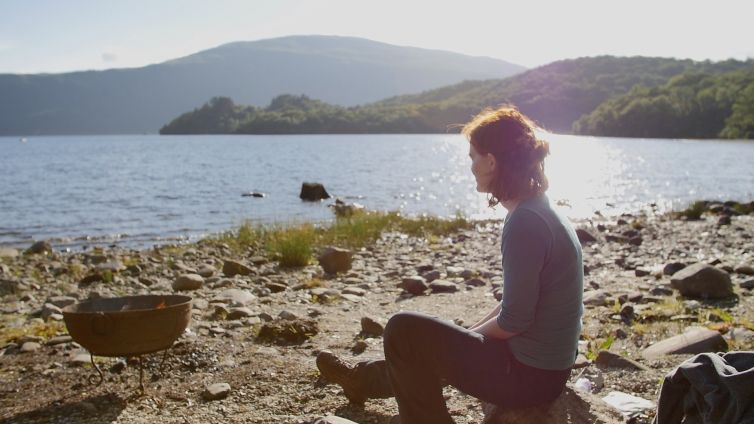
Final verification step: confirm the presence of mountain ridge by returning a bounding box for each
[0,35,525,135]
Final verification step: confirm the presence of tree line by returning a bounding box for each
[160,56,754,139]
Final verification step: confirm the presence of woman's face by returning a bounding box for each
[469,143,496,193]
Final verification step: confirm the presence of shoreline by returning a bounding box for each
[3,198,752,254]
[1,200,753,423]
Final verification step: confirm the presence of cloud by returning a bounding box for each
[101,52,117,62]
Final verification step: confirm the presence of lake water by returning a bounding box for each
[1,134,753,250]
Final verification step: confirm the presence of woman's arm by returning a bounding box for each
[472,316,518,339]
[468,302,502,331]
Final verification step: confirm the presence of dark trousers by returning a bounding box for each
[352,311,571,424]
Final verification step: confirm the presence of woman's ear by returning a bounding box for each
[487,153,496,171]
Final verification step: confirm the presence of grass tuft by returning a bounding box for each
[210,209,472,268]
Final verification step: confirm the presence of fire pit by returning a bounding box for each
[62,295,192,391]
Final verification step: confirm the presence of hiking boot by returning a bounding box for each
[316,350,367,405]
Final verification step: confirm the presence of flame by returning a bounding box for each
[156,300,167,309]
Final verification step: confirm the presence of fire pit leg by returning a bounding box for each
[138,355,145,394]
[159,347,170,373]
[88,353,104,387]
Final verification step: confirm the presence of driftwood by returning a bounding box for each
[482,386,624,424]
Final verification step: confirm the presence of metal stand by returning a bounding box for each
[88,354,104,386]
[84,346,173,395]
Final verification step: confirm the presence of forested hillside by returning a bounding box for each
[161,56,754,138]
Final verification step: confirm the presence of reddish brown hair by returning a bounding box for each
[462,106,550,206]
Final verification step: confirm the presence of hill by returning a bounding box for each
[161,56,754,137]
[0,35,524,135]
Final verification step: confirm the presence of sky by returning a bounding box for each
[1,0,753,74]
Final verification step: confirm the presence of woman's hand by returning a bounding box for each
[471,317,518,340]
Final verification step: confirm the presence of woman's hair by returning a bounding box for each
[462,106,550,207]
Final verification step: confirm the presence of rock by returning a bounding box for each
[41,303,63,320]
[313,417,360,424]
[69,351,92,366]
[46,335,73,346]
[110,360,127,374]
[583,290,608,307]
[670,263,733,299]
[735,264,754,275]
[594,350,649,371]
[222,260,253,277]
[310,287,341,302]
[341,293,362,303]
[265,282,288,293]
[172,274,204,291]
[399,276,428,295]
[717,215,732,225]
[740,279,754,290]
[278,310,299,320]
[228,307,255,320]
[48,296,77,308]
[601,391,655,418]
[634,267,651,277]
[95,261,125,273]
[249,256,268,265]
[605,234,629,243]
[642,327,727,359]
[342,287,366,296]
[421,270,441,282]
[214,289,256,306]
[464,278,486,287]
[360,317,384,337]
[197,265,216,278]
[257,318,318,345]
[0,248,19,258]
[318,247,353,274]
[482,386,623,423]
[79,272,103,285]
[445,266,465,277]
[628,236,643,246]
[20,342,41,353]
[329,199,365,217]
[416,263,434,273]
[575,229,597,244]
[663,262,686,276]
[574,354,590,368]
[202,383,231,401]
[299,182,331,201]
[429,279,458,293]
[650,285,674,296]
[26,241,52,255]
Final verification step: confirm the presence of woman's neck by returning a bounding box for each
[501,198,521,213]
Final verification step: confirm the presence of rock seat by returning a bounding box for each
[481,386,624,424]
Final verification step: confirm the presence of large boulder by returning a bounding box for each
[300,182,331,201]
[670,263,733,299]
[642,327,727,360]
[482,386,623,423]
[317,247,352,274]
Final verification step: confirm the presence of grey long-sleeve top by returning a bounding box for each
[496,194,584,370]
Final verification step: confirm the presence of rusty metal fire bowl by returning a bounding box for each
[62,295,192,357]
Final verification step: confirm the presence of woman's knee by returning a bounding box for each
[384,311,426,343]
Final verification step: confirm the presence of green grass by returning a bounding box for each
[210,209,472,268]
[676,200,707,220]
[0,319,66,345]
